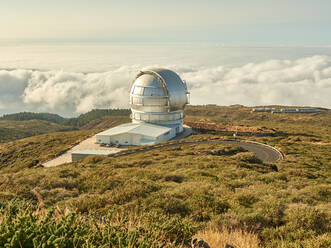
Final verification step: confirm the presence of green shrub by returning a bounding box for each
[233,152,264,164]
[0,200,198,248]
[284,204,329,235]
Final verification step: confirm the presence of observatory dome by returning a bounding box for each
[95,68,190,147]
[130,68,189,130]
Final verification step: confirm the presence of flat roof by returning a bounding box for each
[96,123,172,138]
[72,149,118,155]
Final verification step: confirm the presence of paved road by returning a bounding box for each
[221,140,283,162]
[110,139,284,162]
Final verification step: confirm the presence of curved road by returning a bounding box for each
[109,139,284,162]
[221,140,283,162]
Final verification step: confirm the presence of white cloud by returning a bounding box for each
[179,55,331,108]
[0,55,330,117]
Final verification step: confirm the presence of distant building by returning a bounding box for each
[96,68,190,146]
[297,108,322,113]
[252,108,276,113]
[280,108,298,113]
[271,108,322,114]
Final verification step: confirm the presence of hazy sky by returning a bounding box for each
[1,1,331,116]
[1,0,331,44]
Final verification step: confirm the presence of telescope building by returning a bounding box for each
[96,68,189,146]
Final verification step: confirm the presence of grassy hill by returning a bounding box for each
[185,105,331,141]
[0,112,66,123]
[0,109,130,127]
[0,119,75,143]
[0,130,96,172]
[0,105,330,247]
[0,109,130,143]
[64,109,131,128]
[79,115,130,130]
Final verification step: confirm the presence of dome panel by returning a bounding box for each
[144,68,188,111]
[132,86,144,95]
[133,74,161,88]
[130,68,189,126]
[143,87,165,96]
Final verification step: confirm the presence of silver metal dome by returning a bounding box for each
[130,68,189,129]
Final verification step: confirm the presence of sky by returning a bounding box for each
[1,0,331,44]
[0,1,330,116]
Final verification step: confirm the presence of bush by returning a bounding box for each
[233,152,264,164]
[0,200,198,248]
[260,204,330,246]
[284,204,329,235]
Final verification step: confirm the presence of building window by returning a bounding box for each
[133,86,144,95]
[143,87,164,96]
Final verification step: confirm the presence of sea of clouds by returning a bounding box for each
[0,54,330,117]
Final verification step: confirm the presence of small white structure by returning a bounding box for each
[252,108,275,113]
[297,108,322,113]
[96,123,175,146]
[271,108,322,114]
[96,68,189,146]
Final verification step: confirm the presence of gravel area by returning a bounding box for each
[43,135,124,167]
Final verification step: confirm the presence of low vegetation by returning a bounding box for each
[0,130,95,172]
[0,109,130,128]
[196,227,260,248]
[0,105,330,247]
[0,109,130,143]
[64,109,130,128]
[0,120,75,143]
[0,112,66,124]
[0,200,196,248]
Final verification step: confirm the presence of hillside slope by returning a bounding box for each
[0,119,75,143]
[0,105,330,247]
[0,112,66,123]
[0,130,96,172]
[0,109,130,143]
[79,115,130,130]
[64,109,130,128]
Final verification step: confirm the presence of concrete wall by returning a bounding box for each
[72,153,108,162]
[156,128,176,142]
[96,135,110,144]
[176,123,183,134]
[72,153,90,161]
[97,133,144,146]
[109,133,133,145]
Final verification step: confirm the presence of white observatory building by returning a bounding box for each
[96,68,189,146]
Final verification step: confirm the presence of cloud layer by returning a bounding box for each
[0,55,330,116]
[183,55,331,107]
